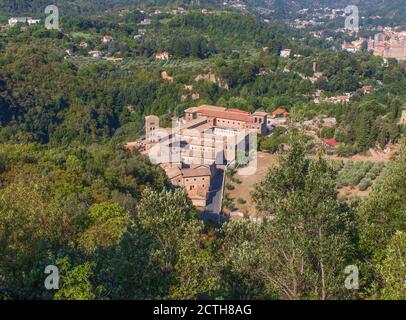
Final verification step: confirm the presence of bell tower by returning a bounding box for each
[145,115,160,144]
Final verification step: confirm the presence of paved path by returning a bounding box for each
[200,166,227,223]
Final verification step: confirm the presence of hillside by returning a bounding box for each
[0,2,405,301]
[2,0,405,24]
[0,0,221,16]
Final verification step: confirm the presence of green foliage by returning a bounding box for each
[0,0,222,17]
[335,144,357,157]
[1,3,406,301]
[358,178,372,191]
[376,231,406,300]
[237,197,246,205]
[88,202,128,224]
[251,136,356,299]
[218,220,271,299]
[54,257,100,300]
[259,127,287,153]
[356,142,406,298]
[225,182,235,191]
[320,126,335,139]
[335,161,384,190]
[135,188,220,299]
[358,144,406,253]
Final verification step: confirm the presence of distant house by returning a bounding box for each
[321,138,337,148]
[172,7,187,15]
[328,95,350,104]
[322,117,337,127]
[271,107,290,118]
[133,34,143,40]
[88,50,102,58]
[303,119,314,126]
[268,117,288,128]
[27,18,40,25]
[79,41,88,48]
[280,48,292,58]
[361,85,373,94]
[9,17,26,26]
[8,17,40,27]
[257,68,268,76]
[102,35,113,44]
[399,109,406,125]
[267,108,289,127]
[137,19,151,26]
[342,42,359,53]
[336,96,350,103]
[155,51,171,60]
[161,71,174,82]
[105,57,123,61]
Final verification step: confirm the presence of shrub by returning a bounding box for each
[225,183,235,190]
[370,163,385,176]
[349,172,365,186]
[336,144,357,157]
[237,197,246,204]
[320,126,336,139]
[365,172,376,180]
[359,178,372,191]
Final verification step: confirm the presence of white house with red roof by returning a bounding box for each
[102,35,113,44]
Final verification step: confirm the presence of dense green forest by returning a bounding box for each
[1,137,405,299]
[0,0,222,17]
[0,5,405,300]
[1,10,405,151]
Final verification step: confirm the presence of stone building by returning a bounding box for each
[399,109,406,126]
[136,105,275,207]
[165,164,213,207]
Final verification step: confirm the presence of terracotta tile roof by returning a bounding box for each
[184,105,226,113]
[182,166,211,178]
[226,109,250,114]
[166,166,182,179]
[253,111,268,116]
[322,138,337,148]
[184,105,268,123]
[199,108,254,122]
[271,107,290,116]
[145,115,159,121]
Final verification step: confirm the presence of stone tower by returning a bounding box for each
[145,115,160,144]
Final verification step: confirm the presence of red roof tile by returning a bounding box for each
[198,108,254,123]
[271,107,290,116]
[322,138,337,148]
